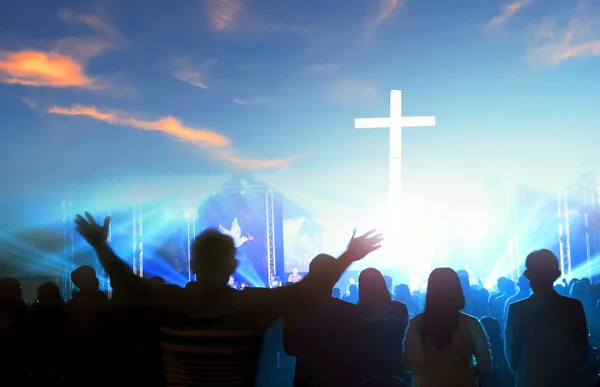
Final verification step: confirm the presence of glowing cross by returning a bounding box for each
[355,90,436,218]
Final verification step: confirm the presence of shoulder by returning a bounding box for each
[459,312,483,326]
[558,294,584,309]
[409,312,424,325]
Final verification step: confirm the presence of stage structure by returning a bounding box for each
[185,209,198,283]
[581,173,600,283]
[132,204,144,278]
[557,191,573,281]
[61,196,75,301]
[212,183,279,285]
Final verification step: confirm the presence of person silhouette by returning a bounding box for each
[74,212,382,386]
[403,268,492,387]
[505,249,589,387]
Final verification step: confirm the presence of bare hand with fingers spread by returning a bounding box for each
[75,212,111,247]
[344,229,384,263]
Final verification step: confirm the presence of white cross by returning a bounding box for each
[355,90,436,216]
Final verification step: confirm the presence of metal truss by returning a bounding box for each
[132,204,144,277]
[61,197,75,301]
[557,191,572,281]
[265,189,276,282]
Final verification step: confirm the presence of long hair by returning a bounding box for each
[358,268,391,305]
[422,268,465,350]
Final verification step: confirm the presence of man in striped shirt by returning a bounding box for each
[75,212,382,387]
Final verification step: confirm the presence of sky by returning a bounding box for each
[1,0,600,278]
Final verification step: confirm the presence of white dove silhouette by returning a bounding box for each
[219,217,253,248]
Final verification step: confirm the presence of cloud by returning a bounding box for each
[0,11,121,89]
[20,97,37,110]
[233,97,268,105]
[326,79,378,103]
[48,104,296,170]
[307,64,340,72]
[172,57,211,89]
[204,0,243,31]
[527,1,600,64]
[362,0,405,39]
[0,50,97,88]
[488,0,533,27]
[57,9,121,38]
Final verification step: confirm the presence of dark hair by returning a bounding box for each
[422,268,465,350]
[358,268,390,305]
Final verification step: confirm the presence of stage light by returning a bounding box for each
[183,207,197,222]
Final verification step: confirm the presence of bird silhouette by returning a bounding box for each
[219,217,253,248]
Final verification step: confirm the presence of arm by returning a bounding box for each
[504,303,522,373]
[76,213,184,312]
[250,252,357,330]
[472,318,493,373]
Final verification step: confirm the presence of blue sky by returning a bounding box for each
[1,0,599,269]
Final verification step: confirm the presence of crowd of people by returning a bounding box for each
[1,211,600,386]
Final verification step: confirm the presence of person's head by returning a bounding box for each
[0,277,23,305]
[308,254,337,294]
[228,275,235,284]
[425,268,465,312]
[71,265,99,292]
[394,284,411,299]
[358,268,390,305]
[524,249,561,291]
[422,268,465,350]
[191,229,238,286]
[241,282,248,289]
[37,281,63,306]
[149,276,165,285]
[480,316,501,339]
[517,274,529,292]
[292,266,299,275]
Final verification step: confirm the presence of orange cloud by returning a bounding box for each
[362,0,405,39]
[204,0,243,31]
[0,50,96,88]
[0,11,121,89]
[488,0,533,27]
[173,58,210,89]
[48,104,296,169]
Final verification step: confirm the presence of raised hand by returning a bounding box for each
[345,229,383,262]
[75,212,111,247]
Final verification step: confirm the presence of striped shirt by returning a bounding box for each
[160,316,263,386]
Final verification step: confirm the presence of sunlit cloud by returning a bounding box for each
[233,97,268,105]
[0,10,121,89]
[48,104,296,169]
[326,79,378,103]
[362,0,405,40]
[172,58,211,89]
[204,0,243,31]
[527,2,600,64]
[0,50,97,88]
[488,0,533,27]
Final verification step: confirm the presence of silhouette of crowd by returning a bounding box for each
[1,211,599,387]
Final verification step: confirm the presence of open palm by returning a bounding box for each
[75,212,111,247]
[346,229,384,262]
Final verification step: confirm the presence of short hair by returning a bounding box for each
[71,266,98,289]
[526,249,559,272]
[192,229,236,270]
